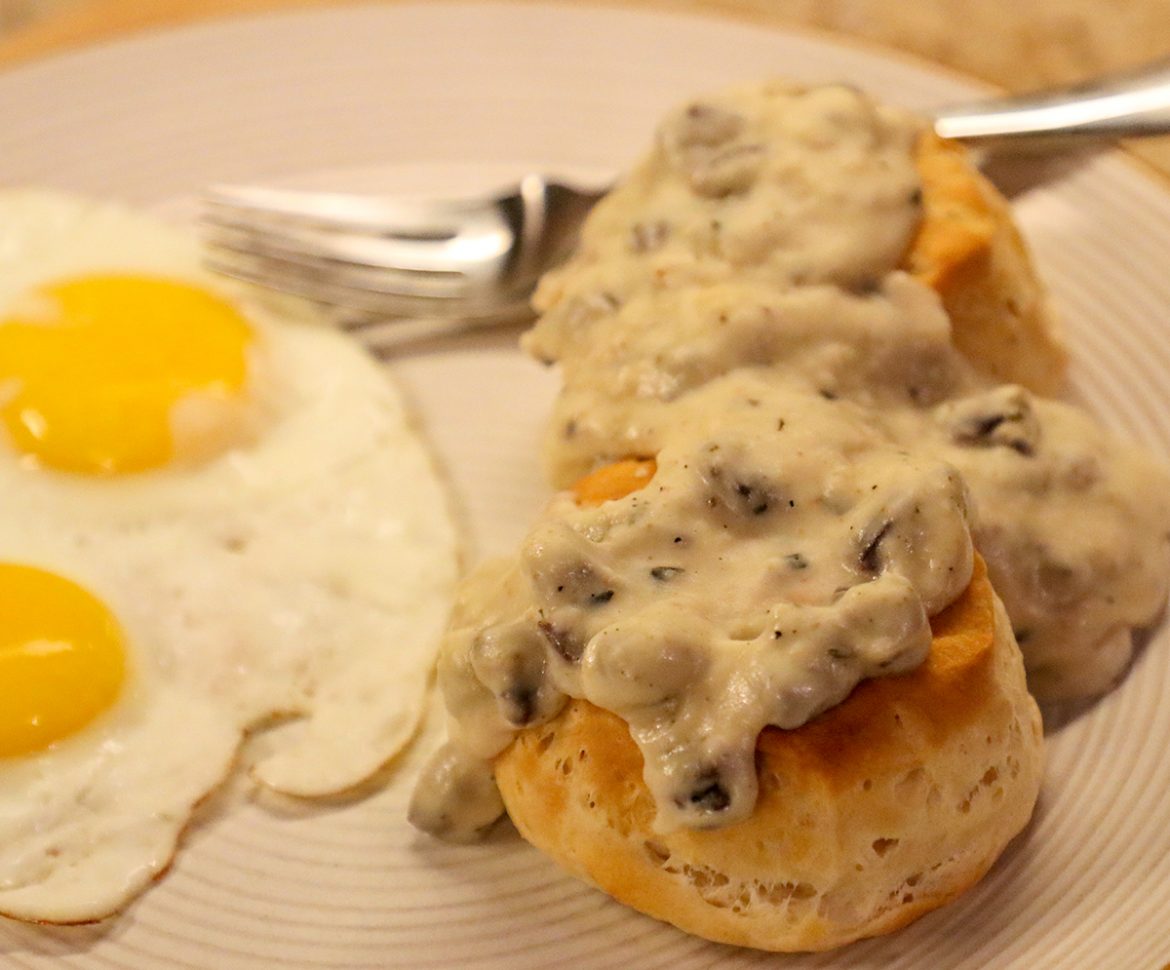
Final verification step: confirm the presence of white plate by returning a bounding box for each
[3,4,1170,968]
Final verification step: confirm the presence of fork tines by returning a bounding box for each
[201,184,531,325]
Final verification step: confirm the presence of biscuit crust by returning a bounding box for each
[908,133,1067,395]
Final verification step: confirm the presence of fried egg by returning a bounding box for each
[0,189,461,923]
[0,559,238,925]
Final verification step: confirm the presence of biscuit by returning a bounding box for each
[494,556,1044,952]
[526,102,1068,489]
[424,86,1052,952]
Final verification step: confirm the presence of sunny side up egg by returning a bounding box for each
[0,189,461,924]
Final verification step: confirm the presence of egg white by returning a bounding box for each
[0,189,462,922]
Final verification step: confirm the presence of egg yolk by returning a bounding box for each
[0,274,254,475]
[0,563,127,758]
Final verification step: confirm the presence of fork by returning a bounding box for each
[203,58,1170,345]
[204,175,604,344]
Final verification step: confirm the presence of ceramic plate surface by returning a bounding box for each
[2,3,1170,967]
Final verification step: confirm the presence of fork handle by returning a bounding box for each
[934,56,1170,149]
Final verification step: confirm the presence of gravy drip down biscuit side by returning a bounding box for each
[521,82,1170,701]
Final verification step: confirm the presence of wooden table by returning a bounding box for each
[2,0,1169,173]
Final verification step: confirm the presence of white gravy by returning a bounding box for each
[409,82,1170,841]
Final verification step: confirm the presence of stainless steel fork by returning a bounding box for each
[202,58,1170,343]
[204,175,605,340]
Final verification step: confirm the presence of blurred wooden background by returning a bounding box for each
[2,0,1169,171]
